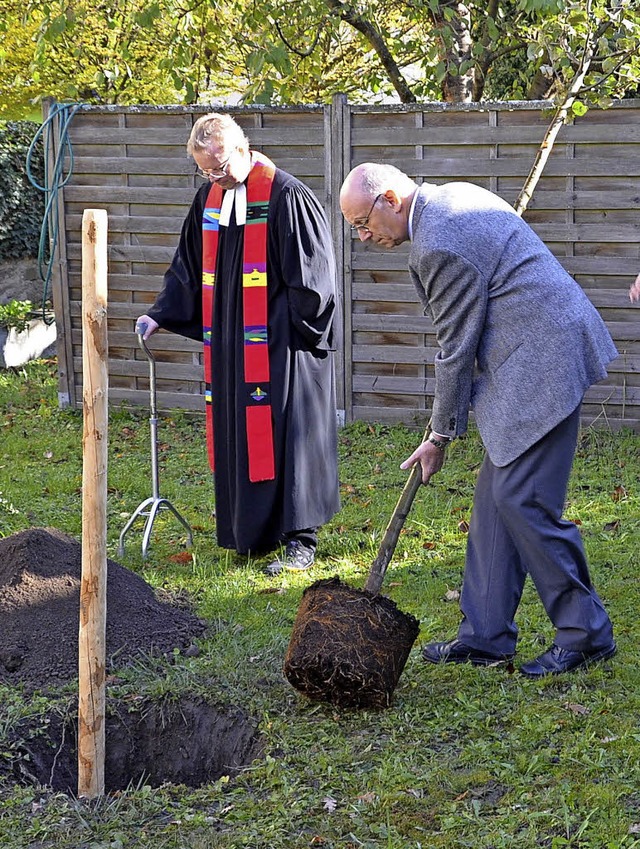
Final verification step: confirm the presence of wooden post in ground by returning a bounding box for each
[78,209,109,799]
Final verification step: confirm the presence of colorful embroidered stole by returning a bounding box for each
[202,154,276,482]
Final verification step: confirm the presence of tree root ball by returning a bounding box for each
[283,576,420,709]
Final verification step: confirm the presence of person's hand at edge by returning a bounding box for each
[629,273,640,303]
[400,439,446,485]
[135,315,159,340]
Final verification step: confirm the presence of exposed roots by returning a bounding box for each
[284,577,420,709]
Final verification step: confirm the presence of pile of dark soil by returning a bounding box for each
[0,527,207,690]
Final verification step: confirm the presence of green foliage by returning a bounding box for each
[0,300,34,332]
[0,0,636,115]
[0,0,183,117]
[514,0,640,111]
[0,361,640,847]
[0,121,44,260]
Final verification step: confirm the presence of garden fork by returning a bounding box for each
[117,330,193,559]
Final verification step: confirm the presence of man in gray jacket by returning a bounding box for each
[340,162,617,678]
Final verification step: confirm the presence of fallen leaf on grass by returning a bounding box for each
[323,796,338,812]
[257,586,284,595]
[563,702,590,716]
[611,485,627,502]
[422,541,436,550]
[458,520,470,533]
[168,552,193,564]
[569,518,582,525]
[357,791,377,804]
[444,588,460,602]
[603,520,620,533]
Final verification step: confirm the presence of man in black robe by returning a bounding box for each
[136,113,340,574]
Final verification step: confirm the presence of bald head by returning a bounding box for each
[340,163,418,248]
[340,163,415,204]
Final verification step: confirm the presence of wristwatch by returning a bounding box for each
[427,433,450,450]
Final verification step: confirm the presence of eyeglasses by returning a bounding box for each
[195,151,233,180]
[351,193,382,234]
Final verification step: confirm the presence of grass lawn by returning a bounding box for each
[1,359,639,849]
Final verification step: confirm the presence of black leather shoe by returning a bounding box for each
[519,642,617,678]
[422,639,513,667]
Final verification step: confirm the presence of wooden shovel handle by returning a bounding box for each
[364,426,430,595]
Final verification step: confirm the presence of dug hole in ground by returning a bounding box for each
[0,528,263,792]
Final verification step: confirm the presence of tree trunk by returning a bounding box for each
[432,1,475,102]
[527,49,555,100]
[326,0,417,103]
[515,33,596,216]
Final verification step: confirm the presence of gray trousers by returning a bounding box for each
[457,405,614,655]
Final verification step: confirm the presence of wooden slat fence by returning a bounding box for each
[47,98,640,429]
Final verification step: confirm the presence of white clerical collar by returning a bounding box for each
[407,188,419,241]
[219,183,247,227]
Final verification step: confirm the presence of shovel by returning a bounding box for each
[283,427,429,709]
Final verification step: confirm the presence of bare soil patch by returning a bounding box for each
[0,527,264,790]
[0,527,206,689]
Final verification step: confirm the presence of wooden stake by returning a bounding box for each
[78,209,109,799]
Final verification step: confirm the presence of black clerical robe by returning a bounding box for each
[147,167,340,554]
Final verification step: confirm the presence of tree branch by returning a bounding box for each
[429,2,474,102]
[325,0,417,102]
[274,15,326,58]
[578,51,640,94]
[515,0,597,216]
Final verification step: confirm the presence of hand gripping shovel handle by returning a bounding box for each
[364,425,430,595]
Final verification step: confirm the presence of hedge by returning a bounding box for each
[0,121,44,261]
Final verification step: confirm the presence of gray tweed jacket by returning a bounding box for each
[408,182,618,466]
